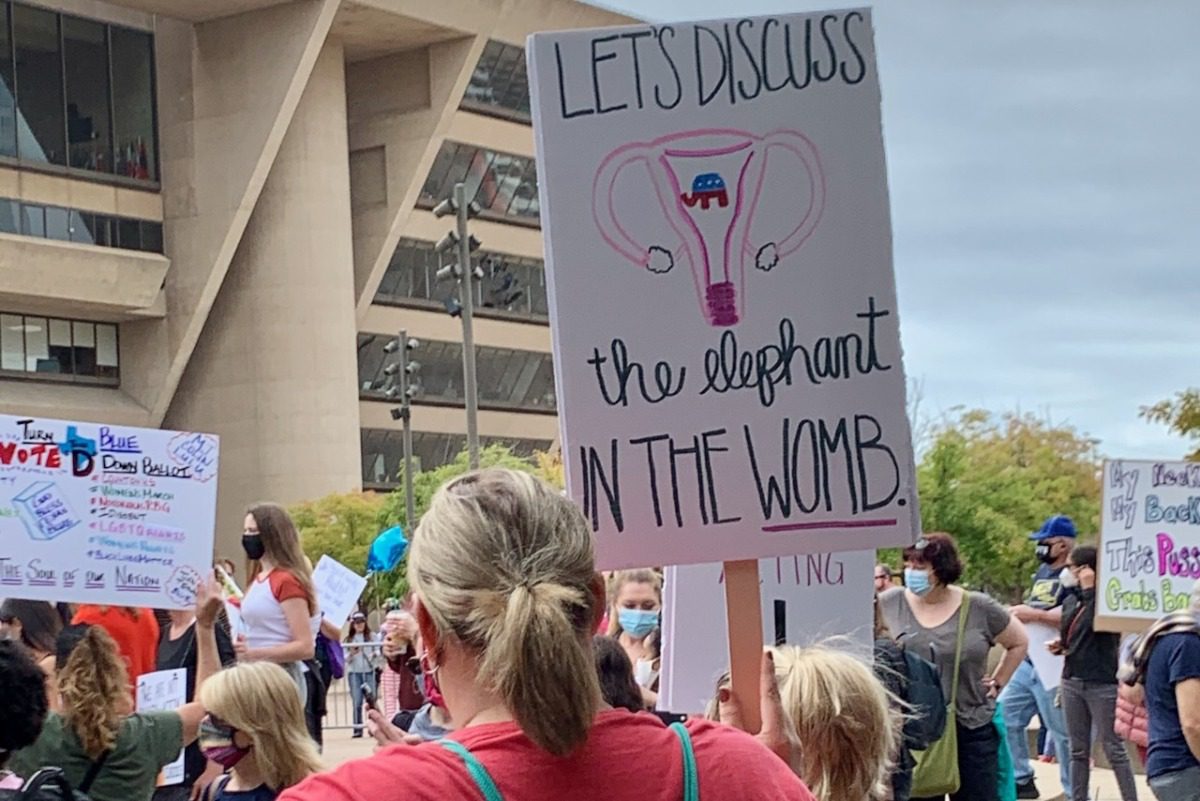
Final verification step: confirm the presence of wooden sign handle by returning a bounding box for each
[723,558,764,733]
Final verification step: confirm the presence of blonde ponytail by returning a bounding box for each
[411,469,601,756]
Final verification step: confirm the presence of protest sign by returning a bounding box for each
[527,9,916,572]
[1096,459,1200,632]
[313,555,368,626]
[0,414,218,609]
[136,669,187,785]
[659,550,873,712]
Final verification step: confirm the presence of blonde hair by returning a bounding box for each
[604,569,663,638]
[199,662,321,791]
[704,644,901,801]
[58,626,130,759]
[410,468,601,756]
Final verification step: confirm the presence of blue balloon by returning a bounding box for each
[367,525,408,573]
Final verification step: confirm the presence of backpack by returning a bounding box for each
[900,647,948,751]
[0,754,108,801]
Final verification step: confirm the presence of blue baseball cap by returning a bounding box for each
[1030,515,1077,541]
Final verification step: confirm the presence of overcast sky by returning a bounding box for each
[588,0,1197,460]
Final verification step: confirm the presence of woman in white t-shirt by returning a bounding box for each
[237,504,320,707]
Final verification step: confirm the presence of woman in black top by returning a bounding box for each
[153,607,236,801]
[1050,544,1139,801]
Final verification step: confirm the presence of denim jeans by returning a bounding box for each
[1000,660,1072,795]
[1061,679,1139,801]
[348,671,377,731]
[1150,766,1200,801]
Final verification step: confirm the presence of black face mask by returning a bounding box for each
[242,534,266,561]
[1035,543,1056,564]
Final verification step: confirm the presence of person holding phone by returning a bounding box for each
[345,614,379,738]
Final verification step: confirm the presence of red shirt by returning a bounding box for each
[72,605,160,688]
[281,709,813,801]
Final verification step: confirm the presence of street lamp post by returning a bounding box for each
[383,330,420,529]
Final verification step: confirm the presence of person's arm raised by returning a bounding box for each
[178,576,225,745]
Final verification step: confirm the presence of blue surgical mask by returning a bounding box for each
[618,608,659,639]
[904,567,933,596]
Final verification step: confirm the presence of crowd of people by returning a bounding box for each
[1,469,1198,801]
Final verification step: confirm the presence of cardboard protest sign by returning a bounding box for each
[1096,460,1200,632]
[659,551,873,712]
[528,9,916,570]
[313,555,368,626]
[136,669,187,785]
[0,414,218,609]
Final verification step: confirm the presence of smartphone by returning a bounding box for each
[362,685,378,711]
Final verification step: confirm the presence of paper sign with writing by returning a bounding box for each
[313,555,368,626]
[1097,459,1200,632]
[528,10,917,569]
[0,414,218,609]
[136,669,187,785]
[659,550,874,712]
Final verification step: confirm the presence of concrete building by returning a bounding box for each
[0,0,632,559]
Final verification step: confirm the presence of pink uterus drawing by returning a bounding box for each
[593,129,825,327]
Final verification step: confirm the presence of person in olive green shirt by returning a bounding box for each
[11,580,224,801]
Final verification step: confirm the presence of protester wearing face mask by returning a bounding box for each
[607,569,662,708]
[1046,545,1139,801]
[1001,515,1077,800]
[879,533,1029,801]
[196,662,322,801]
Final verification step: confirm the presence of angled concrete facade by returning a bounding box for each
[0,0,634,560]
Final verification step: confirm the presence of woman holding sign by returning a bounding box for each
[9,580,225,801]
[879,534,1029,801]
[282,469,813,801]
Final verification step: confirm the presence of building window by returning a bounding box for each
[0,311,118,385]
[375,238,548,322]
[0,2,157,183]
[360,428,552,488]
[358,333,557,413]
[419,141,539,226]
[0,194,162,252]
[462,40,531,124]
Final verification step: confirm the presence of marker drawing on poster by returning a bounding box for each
[528,10,917,570]
[313,555,368,626]
[659,550,874,712]
[0,414,219,609]
[1097,459,1200,632]
[137,669,187,785]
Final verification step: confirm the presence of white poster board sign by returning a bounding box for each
[313,555,367,626]
[1024,620,1063,690]
[0,414,218,609]
[659,550,874,712]
[1097,459,1200,632]
[136,669,187,785]
[528,10,917,569]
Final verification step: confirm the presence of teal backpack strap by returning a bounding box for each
[439,739,504,801]
[669,722,700,801]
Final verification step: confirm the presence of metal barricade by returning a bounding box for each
[324,641,386,731]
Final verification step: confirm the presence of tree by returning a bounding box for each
[888,410,1103,602]
[1141,388,1200,460]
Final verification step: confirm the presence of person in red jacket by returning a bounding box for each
[72,605,159,692]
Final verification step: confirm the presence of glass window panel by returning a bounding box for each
[0,199,18,233]
[21,203,44,237]
[72,321,96,376]
[420,141,459,203]
[140,220,162,252]
[63,16,112,174]
[110,26,156,181]
[13,4,66,165]
[23,316,47,372]
[89,213,112,247]
[436,143,478,202]
[116,217,140,249]
[462,41,531,122]
[0,313,24,370]
[48,318,71,346]
[45,206,70,241]
[0,4,16,158]
[69,210,92,243]
[95,323,117,366]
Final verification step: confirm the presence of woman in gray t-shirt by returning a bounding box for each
[879,533,1028,801]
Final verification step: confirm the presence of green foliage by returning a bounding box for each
[882,410,1102,603]
[1141,388,1200,461]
